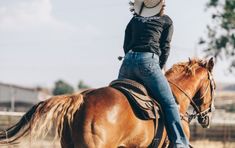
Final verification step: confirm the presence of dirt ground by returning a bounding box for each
[1,140,235,148]
[191,140,235,148]
[0,139,60,148]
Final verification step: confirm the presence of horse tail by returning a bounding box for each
[0,94,84,144]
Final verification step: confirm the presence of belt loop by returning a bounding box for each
[152,53,154,58]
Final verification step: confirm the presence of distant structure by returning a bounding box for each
[0,82,51,112]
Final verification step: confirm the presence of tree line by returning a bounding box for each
[52,80,90,95]
[200,0,235,72]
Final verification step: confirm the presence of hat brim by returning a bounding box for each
[134,0,163,17]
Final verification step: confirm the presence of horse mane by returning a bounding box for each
[166,58,206,76]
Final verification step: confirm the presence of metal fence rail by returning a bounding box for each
[0,111,25,116]
[190,123,235,142]
[0,112,24,130]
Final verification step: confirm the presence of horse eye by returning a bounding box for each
[195,99,203,105]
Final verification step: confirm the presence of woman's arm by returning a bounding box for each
[159,23,174,69]
[123,20,132,54]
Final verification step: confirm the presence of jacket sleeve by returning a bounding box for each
[159,23,174,69]
[123,20,132,54]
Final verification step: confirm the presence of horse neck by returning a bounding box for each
[166,71,203,114]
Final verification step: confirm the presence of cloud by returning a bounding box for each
[0,0,104,46]
[0,0,73,32]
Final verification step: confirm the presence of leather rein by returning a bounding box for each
[168,71,215,123]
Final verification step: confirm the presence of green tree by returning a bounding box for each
[78,80,90,90]
[199,0,235,72]
[52,80,74,95]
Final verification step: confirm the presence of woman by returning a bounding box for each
[118,0,189,147]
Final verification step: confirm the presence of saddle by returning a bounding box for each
[109,79,165,147]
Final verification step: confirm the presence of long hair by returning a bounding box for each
[0,94,84,144]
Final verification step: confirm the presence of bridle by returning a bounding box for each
[168,71,216,124]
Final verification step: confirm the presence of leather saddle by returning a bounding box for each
[109,79,165,147]
[110,79,160,120]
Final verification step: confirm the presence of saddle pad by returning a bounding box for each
[110,79,159,120]
[110,79,149,96]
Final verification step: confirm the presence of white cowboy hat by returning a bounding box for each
[133,0,163,17]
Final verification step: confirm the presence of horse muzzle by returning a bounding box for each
[197,115,211,128]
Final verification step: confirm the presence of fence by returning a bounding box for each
[1,111,235,147]
[190,123,235,142]
[0,111,59,148]
[0,111,23,130]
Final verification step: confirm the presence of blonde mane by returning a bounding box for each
[166,59,206,76]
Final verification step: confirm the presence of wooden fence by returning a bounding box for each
[0,112,59,148]
[190,122,235,142]
[0,111,23,130]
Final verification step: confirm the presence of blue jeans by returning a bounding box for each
[118,51,189,147]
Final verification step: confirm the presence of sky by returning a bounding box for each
[0,0,235,89]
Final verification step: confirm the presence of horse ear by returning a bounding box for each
[188,57,192,65]
[207,57,214,72]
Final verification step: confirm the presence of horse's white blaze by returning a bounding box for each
[107,105,119,124]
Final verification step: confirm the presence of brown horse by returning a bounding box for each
[0,58,216,148]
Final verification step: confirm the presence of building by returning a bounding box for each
[0,82,51,112]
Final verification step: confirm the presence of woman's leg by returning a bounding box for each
[136,56,189,147]
[118,52,137,80]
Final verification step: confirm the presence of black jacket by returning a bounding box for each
[123,14,174,68]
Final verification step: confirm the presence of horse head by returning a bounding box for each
[166,57,216,128]
[192,57,216,128]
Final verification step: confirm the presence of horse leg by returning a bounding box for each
[181,120,190,139]
[74,140,117,148]
[72,122,118,148]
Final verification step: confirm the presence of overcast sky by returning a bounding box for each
[0,0,234,89]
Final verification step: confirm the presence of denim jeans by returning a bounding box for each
[118,51,189,147]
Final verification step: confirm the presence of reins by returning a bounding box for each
[168,71,214,123]
[168,80,203,114]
